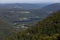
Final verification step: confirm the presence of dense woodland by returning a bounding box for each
[0,19,15,40]
[6,11,60,40]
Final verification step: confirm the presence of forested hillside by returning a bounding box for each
[6,11,60,40]
[0,19,15,40]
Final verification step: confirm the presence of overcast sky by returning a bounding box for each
[0,0,60,3]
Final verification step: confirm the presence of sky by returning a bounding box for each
[0,0,60,3]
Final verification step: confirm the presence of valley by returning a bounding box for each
[0,3,60,40]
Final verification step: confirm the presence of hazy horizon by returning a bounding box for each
[0,0,60,3]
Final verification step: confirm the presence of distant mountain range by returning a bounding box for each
[40,3,60,12]
[0,3,51,10]
[31,3,60,19]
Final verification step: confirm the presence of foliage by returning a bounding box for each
[6,11,60,40]
[0,19,15,40]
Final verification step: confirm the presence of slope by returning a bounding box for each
[31,3,60,18]
[0,19,15,40]
[6,11,60,40]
